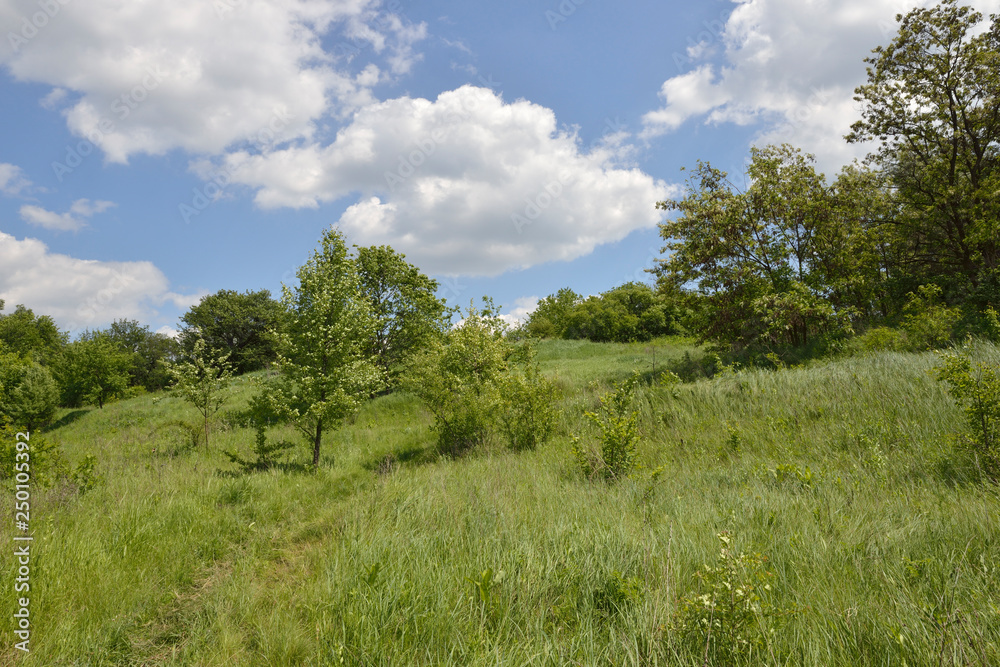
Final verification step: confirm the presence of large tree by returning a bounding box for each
[179,289,285,374]
[57,335,132,408]
[0,302,66,366]
[269,228,381,468]
[654,145,886,350]
[354,245,449,389]
[104,319,179,391]
[847,0,1000,306]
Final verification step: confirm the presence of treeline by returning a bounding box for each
[527,0,1000,356]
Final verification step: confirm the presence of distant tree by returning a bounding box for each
[847,0,1000,307]
[0,303,67,365]
[168,337,233,449]
[57,335,132,408]
[524,288,581,338]
[268,228,382,468]
[104,319,179,391]
[179,289,285,374]
[354,245,450,389]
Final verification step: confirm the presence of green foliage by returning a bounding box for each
[592,571,643,618]
[405,300,510,454]
[4,362,60,432]
[71,454,101,495]
[179,289,285,374]
[57,334,133,408]
[168,337,234,449]
[0,302,67,365]
[354,245,450,390]
[406,300,559,455]
[655,145,891,352]
[496,359,560,451]
[980,306,1000,343]
[848,0,1000,305]
[0,418,69,488]
[572,374,640,480]
[269,227,382,468]
[901,285,961,350]
[934,347,1000,474]
[852,326,908,353]
[103,319,179,391]
[673,533,782,664]
[526,283,683,343]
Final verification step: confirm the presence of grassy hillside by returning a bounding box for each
[3,338,999,665]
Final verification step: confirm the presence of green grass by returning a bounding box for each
[3,338,999,665]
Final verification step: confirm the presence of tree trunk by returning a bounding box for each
[312,418,323,468]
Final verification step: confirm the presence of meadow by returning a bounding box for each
[2,337,999,665]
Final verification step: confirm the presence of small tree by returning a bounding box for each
[934,348,1000,475]
[572,374,641,481]
[57,335,132,408]
[270,227,382,469]
[8,363,60,432]
[168,337,233,449]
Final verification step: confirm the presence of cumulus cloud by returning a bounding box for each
[641,0,1000,172]
[204,86,674,276]
[499,296,539,327]
[0,230,201,335]
[19,198,115,231]
[0,162,33,196]
[0,0,426,162]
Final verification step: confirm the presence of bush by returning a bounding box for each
[933,347,1000,476]
[407,300,559,455]
[224,392,295,472]
[572,374,641,481]
[902,284,961,350]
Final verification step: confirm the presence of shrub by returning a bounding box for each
[572,374,641,481]
[933,347,1000,476]
[224,393,294,472]
[902,284,961,350]
[497,361,560,451]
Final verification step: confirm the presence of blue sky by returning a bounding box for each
[2,0,995,337]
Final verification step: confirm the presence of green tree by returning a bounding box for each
[104,319,179,391]
[168,337,234,449]
[6,363,60,432]
[847,0,1000,307]
[354,245,449,389]
[654,145,876,351]
[524,288,581,338]
[57,335,132,408]
[269,228,382,468]
[0,303,67,365]
[179,289,285,374]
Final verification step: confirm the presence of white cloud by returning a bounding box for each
[499,296,539,327]
[641,0,1000,172]
[19,198,115,231]
[0,162,32,196]
[0,0,426,162]
[0,230,202,335]
[206,86,674,276]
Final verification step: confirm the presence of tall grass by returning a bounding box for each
[2,340,999,665]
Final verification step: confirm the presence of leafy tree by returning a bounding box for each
[847,0,1000,307]
[354,245,450,389]
[654,145,879,351]
[56,335,132,408]
[179,289,285,374]
[269,228,382,468]
[524,288,581,338]
[168,337,234,449]
[104,319,179,391]
[6,363,60,432]
[406,299,558,454]
[0,303,67,365]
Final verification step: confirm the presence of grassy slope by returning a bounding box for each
[2,338,999,665]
